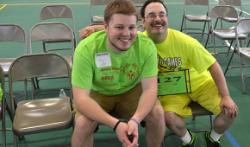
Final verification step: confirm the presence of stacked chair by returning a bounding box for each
[204,5,246,70]
[29,22,75,89]
[40,4,77,49]
[234,19,250,93]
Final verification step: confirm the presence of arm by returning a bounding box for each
[73,87,132,146]
[73,87,118,127]
[127,76,158,146]
[79,24,104,39]
[209,62,238,118]
[131,76,158,123]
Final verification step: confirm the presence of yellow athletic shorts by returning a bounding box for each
[159,79,221,117]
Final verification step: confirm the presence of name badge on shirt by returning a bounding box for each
[95,52,112,68]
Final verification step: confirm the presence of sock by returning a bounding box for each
[181,130,192,144]
[210,129,223,142]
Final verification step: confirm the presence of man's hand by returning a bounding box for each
[127,119,139,147]
[115,121,136,147]
[79,26,95,39]
[220,96,238,118]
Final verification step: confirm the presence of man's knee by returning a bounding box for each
[74,114,97,134]
[145,104,164,124]
[164,112,178,125]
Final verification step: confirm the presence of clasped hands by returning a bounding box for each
[114,119,140,147]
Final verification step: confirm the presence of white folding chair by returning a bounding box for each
[205,5,246,55]
[180,0,211,38]
[235,19,250,93]
[219,0,243,21]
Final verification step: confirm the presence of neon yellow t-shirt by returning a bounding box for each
[144,29,216,91]
[72,31,158,95]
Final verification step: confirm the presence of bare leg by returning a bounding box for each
[145,104,165,147]
[71,114,98,147]
[164,112,187,137]
[213,112,234,134]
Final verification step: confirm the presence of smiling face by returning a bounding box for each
[143,2,168,43]
[105,13,137,52]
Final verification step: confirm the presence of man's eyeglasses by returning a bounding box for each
[146,12,167,20]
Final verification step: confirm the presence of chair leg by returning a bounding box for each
[226,40,234,55]
[205,33,210,48]
[240,55,246,93]
[201,21,207,40]
[192,114,196,121]
[2,98,6,147]
[224,46,237,75]
[209,115,213,130]
[13,134,18,147]
[180,16,185,32]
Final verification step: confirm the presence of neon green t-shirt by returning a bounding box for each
[0,85,2,101]
[72,31,158,95]
[144,29,216,91]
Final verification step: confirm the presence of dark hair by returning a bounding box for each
[140,0,168,18]
[104,0,137,23]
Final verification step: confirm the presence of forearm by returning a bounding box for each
[73,87,118,128]
[209,62,230,98]
[131,77,157,122]
[79,24,104,39]
[90,24,105,31]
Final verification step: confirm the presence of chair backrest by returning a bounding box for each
[132,0,147,5]
[9,53,70,82]
[209,5,239,29]
[219,0,241,7]
[236,19,250,35]
[235,19,250,47]
[219,0,243,17]
[40,5,76,44]
[90,0,147,6]
[40,5,73,20]
[183,0,210,16]
[185,0,209,5]
[29,22,75,54]
[209,5,239,31]
[0,24,25,42]
[90,0,109,5]
[0,24,27,56]
[209,5,238,20]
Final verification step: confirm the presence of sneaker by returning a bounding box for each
[204,132,221,147]
[182,131,198,147]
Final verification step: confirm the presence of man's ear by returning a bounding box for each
[104,22,108,29]
[142,18,146,24]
